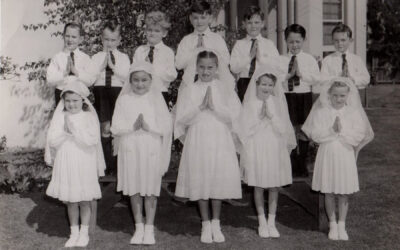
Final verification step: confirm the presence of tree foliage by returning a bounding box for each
[367,0,400,75]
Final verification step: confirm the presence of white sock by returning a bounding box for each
[70,225,79,236]
[258,214,267,227]
[80,225,89,236]
[338,221,345,228]
[267,214,276,226]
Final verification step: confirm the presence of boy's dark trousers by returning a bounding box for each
[285,92,312,177]
[93,86,121,175]
[237,77,251,102]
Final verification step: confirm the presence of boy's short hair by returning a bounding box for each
[190,0,212,15]
[244,5,264,21]
[63,22,84,36]
[103,18,121,34]
[331,23,352,38]
[145,11,171,31]
[284,24,306,40]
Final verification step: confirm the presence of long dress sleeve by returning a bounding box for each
[68,113,100,147]
[47,115,70,148]
[339,109,366,146]
[110,96,134,136]
[308,109,338,143]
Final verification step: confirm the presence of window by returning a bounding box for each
[322,0,344,55]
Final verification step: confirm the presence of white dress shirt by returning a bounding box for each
[46,48,95,90]
[132,41,177,92]
[92,49,130,88]
[230,34,279,78]
[175,27,230,70]
[321,51,370,89]
[280,51,321,93]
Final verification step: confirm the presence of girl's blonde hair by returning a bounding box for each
[145,11,171,31]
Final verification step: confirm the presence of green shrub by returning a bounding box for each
[0,148,51,193]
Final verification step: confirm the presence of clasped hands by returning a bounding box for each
[133,113,150,132]
[64,56,78,76]
[101,50,115,71]
[259,99,273,120]
[332,116,342,133]
[199,86,215,111]
[286,57,302,80]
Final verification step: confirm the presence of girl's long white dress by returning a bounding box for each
[308,105,366,194]
[174,80,242,201]
[46,111,102,202]
[240,97,292,188]
[111,92,164,197]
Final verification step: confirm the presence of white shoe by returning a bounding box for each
[338,222,349,241]
[64,234,79,248]
[142,225,156,245]
[200,221,212,244]
[75,233,89,247]
[258,226,269,238]
[130,223,144,245]
[211,219,225,243]
[328,222,339,240]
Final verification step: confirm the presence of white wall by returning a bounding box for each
[1,0,62,148]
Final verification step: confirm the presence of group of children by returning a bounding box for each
[44,1,374,248]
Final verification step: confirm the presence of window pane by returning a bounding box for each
[323,0,342,20]
[323,22,341,45]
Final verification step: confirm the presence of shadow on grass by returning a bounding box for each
[95,183,318,237]
[20,192,69,237]
[18,184,319,239]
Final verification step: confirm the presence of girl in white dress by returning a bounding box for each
[236,65,296,238]
[45,79,105,248]
[174,49,242,244]
[110,62,172,245]
[302,77,374,241]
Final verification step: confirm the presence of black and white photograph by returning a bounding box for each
[0,0,398,249]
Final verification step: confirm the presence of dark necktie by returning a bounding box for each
[342,53,348,77]
[288,55,300,92]
[148,46,154,63]
[105,51,115,88]
[69,51,75,76]
[248,38,257,78]
[197,33,204,48]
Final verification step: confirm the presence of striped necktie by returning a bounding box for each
[248,39,257,78]
[288,55,300,91]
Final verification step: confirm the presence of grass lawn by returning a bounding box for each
[1,84,400,250]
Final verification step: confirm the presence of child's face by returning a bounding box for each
[146,24,167,46]
[102,28,121,51]
[256,76,275,100]
[332,32,352,53]
[130,71,152,95]
[190,12,212,33]
[64,92,83,114]
[245,15,263,38]
[196,57,218,82]
[63,27,82,51]
[329,86,349,109]
[286,32,304,55]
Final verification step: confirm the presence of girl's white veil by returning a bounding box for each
[236,63,297,152]
[302,77,374,158]
[45,77,106,176]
